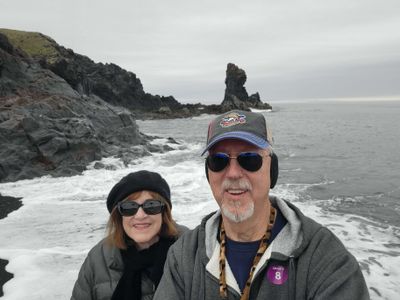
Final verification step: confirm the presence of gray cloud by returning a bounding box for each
[1,0,399,103]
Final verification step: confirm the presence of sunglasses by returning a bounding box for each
[117,199,166,216]
[206,152,266,172]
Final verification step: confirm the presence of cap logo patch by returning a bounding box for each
[219,113,246,128]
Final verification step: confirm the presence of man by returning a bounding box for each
[154,110,370,300]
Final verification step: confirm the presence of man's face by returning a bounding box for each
[207,139,271,224]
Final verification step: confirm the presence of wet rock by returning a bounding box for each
[0,31,148,182]
[93,162,117,171]
[0,193,22,219]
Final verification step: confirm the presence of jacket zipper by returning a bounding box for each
[288,256,296,300]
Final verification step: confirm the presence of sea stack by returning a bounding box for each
[221,63,272,111]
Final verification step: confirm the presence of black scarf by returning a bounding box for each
[111,237,175,300]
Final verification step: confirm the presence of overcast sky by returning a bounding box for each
[1,0,399,104]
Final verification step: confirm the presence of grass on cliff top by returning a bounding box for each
[0,28,61,62]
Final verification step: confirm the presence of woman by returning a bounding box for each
[71,170,187,300]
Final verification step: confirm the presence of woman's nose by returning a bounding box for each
[134,206,147,218]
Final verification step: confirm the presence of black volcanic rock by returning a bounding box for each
[0,258,13,297]
[224,63,248,103]
[0,28,183,114]
[0,194,22,219]
[221,63,272,111]
[0,30,274,183]
[36,38,183,112]
[0,31,158,182]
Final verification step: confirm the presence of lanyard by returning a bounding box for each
[219,206,276,299]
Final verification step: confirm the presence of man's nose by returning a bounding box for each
[225,158,243,178]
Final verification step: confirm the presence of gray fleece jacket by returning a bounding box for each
[71,224,187,300]
[70,239,155,300]
[153,197,370,300]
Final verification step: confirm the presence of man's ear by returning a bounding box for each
[270,153,279,189]
[205,160,209,182]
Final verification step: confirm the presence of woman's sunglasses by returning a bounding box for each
[206,152,266,172]
[117,199,165,216]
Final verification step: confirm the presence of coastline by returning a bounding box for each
[0,194,22,297]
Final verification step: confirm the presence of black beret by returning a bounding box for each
[106,170,171,213]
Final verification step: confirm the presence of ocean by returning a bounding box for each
[0,100,399,299]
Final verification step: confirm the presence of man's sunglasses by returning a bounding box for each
[117,199,165,216]
[206,152,267,172]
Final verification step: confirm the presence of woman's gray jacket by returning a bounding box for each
[71,224,187,300]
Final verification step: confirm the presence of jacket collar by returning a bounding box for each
[102,241,124,271]
[202,196,316,260]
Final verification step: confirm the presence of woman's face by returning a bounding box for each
[122,191,163,250]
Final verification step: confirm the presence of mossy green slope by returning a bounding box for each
[0,28,61,62]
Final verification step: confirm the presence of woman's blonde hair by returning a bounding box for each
[106,190,178,249]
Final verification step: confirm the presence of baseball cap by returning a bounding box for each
[201,110,272,155]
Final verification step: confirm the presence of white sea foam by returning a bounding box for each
[291,200,400,300]
[273,179,400,299]
[0,143,398,299]
[249,108,273,113]
[190,113,217,120]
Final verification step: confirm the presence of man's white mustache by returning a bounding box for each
[221,178,252,191]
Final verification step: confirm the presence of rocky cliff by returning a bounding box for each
[0,29,186,115]
[0,29,273,183]
[0,29,173,182]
